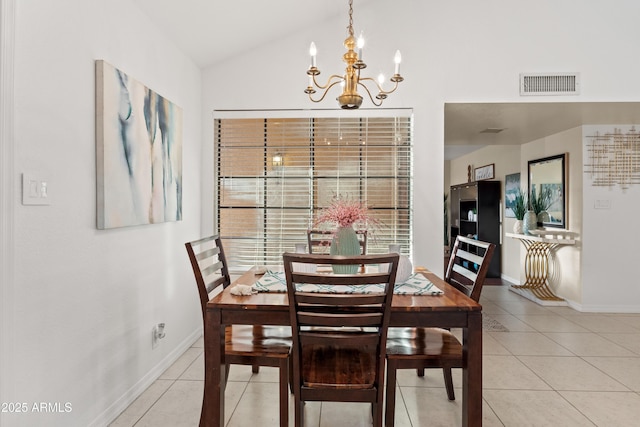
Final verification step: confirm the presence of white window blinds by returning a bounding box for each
[215,113,413,273]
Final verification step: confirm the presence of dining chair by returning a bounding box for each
[306,229,368,255]
[283,253,399,427]
[185,235,291,427]
[384,235,495,427]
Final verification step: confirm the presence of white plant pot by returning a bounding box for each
[513,219,523,234]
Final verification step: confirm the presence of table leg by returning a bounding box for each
[512,240,563,301]
[462,310,482,427]
[203,308,226,427]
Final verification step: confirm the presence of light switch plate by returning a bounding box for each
[22,173,51,205]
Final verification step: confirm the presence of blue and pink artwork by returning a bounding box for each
[96,60,182,229]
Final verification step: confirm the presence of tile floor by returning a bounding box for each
[110,286,640,426]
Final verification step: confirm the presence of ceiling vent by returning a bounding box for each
[520,73,580,96]
[480,128,506,134]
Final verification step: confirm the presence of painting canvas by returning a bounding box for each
[504,173,520,218]
[96,60,182,229]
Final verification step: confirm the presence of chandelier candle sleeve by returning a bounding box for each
[309,42,317,68]
[394,50,402,75]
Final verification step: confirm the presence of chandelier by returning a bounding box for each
[304,0,404,109]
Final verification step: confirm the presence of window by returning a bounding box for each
[215,110,413,273]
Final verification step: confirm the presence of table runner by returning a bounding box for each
[251,270,444,295]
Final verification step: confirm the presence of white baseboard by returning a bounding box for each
[89,327,203,427]
[500,274,519,286]
[508,286,640,313]
[565,301,640,313]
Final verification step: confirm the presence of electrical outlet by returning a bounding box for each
[152,326,159,349]
[594,199,611,209]
[152,323,166,349]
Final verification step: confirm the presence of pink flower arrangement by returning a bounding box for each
[313,196,381,229]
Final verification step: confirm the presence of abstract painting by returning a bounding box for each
[504,172,520,218]
[96,60,182,229]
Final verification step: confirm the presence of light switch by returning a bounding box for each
[594,199,611,209]
[22,173,51,205]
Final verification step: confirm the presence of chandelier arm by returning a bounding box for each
[311,73,345,90]
[357,81,383,107]
[358,76,400,96]
[308,80,345,103]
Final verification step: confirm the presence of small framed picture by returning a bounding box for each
[474,163,495,181]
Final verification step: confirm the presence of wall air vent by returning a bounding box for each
[520,73,580,96]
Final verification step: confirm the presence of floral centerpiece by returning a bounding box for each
[313,195,380,230]
[313,195,380,273]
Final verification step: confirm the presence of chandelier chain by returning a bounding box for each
[348,0,354,37]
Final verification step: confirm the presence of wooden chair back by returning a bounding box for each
[185,235,231,317]
[306,229,368,255]
[283,253,399,427]
[186,235,292,427]
[445,235,496,302]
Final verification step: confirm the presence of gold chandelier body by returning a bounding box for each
[305,0,403,109]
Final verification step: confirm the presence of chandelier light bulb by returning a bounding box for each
[378,73,385,85]
[309,42,317,67]
[394,50,402,75]
[357,32,365,60]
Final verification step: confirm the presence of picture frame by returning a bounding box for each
[504,172,521,218]
[474,163,495,181]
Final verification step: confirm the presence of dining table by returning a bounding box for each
[202,267,483,427]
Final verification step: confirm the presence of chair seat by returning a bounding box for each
[386,327,462,361]
[225,325,292,357]
[301,345,376,389]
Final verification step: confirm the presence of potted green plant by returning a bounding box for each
[530,185,553,226]
[512,187,527,234]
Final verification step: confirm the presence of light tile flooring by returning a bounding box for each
[110,286,640,426]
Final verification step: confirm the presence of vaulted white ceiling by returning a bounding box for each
[132,1,640,160]
[133,0,343,68]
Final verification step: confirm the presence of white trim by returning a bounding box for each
[500,274,520,286]
[213,107,414,119]
[0,0,16,414]
[565,301,640,314]
[89,328,203,427]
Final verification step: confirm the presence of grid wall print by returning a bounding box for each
[95,60,183,229]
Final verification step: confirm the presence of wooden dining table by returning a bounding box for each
[202,268,483,427]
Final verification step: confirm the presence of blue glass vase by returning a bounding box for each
[330,226,361,274]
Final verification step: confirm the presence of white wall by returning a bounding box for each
[582,125,640,311]
[5,0,203,425]
[203,0,640,301]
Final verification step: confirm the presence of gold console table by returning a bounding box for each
[506,231,576,301]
